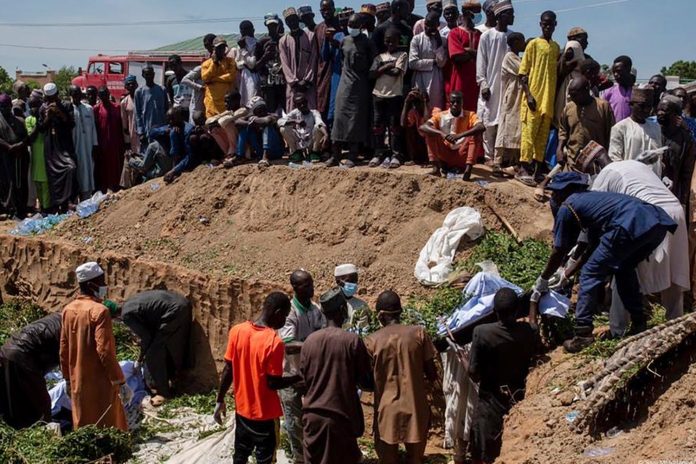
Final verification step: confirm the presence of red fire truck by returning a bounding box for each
[71,52,206,100]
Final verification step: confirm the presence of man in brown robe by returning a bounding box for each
[365,291,438,464]
[314,0,340,119]
[279,7,319,112]
[557,76,614,170]
[60,262,129,431]
[299,288,373,464]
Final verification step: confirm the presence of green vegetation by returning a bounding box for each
[461,231,551,290]
[112,321,139,361]
[0,66,13,95]
[405,286,464,338]
[581,337,621,359]
[158,391,219,419]
[660,60,696,80]
[0,301,47,346]
[54,66,78,98]
[0,423,133,464]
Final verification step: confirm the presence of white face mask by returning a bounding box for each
[348,27,362,37]
[97,286,108,300]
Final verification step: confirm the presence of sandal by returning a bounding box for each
[324,156,339,167]
[368,156,382,167]
[309,152,322,163]
[288,151,304,163]
[341,158,356,168]
[389,157,401,169]
[380,157,391,169]
[492,165,504,177]
[258,159,270,167]
[534,187,546,202]
[515,173,537,187]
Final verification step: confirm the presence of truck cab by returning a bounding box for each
[72,52,206,100]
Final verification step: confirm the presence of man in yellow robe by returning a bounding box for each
[60,262,129,431]
[517,10,560,185]
[202,36,238,118]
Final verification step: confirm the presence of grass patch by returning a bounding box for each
[405,286,465,338]
[0,301,47,346]
[113,321,140,362]
[460,231,551,289]
[158,391,219,419]
[581,338,621,359]
[0,423,133,463]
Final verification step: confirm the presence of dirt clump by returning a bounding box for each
[53,164,552,301]
[498,338,696,463]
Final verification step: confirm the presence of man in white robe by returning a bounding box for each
[69,85,98,200]
[409,12,448,111]
[592,160,689,336]
[608,86,664,176]
[229,21,260,107]
[475,0,514,161]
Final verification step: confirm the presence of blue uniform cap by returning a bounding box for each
[546,172,590,192]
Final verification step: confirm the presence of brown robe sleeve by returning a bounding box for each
[94,308,126,386]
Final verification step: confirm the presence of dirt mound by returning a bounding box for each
[53,164,552,301]
[498,336,696,463]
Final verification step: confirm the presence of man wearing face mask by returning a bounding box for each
[334,264,372,333]
[278,269,325,464]
[412,0,446,36]
[365,291,438,464]
[60,262,130,431]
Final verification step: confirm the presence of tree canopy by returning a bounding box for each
[0,66,13,94]
[660,61,696,80]
[54,66,78,97]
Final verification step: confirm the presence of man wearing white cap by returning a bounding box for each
[60,262,130,431]
[334,263,372,332]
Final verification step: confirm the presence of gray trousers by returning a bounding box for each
[279,386,305,464]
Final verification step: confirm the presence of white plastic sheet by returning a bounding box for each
[438,272,569,336]
[415,207,485,286]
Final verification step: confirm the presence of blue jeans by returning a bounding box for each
[236,126,283,160]
[575,227,668,328]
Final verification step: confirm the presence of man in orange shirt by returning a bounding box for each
[214,292,300,464]
[60,262,130,431]
[202,36,238,118]
[420,91,485,180]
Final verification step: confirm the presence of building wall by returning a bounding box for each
[15,70,56,87]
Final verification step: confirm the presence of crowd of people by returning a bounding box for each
[1,0,694,220]
[0,257,537,464]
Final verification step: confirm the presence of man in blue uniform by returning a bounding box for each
[532,172,677,353]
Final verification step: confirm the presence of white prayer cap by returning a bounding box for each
[75,262,104,283]
[334,263,358,277]
[43,82,58,97]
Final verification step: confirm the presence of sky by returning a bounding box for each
[0,0,693,80]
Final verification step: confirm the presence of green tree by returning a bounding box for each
[0,66,13,94]
[660,60,696,80]
[53,65,78,97]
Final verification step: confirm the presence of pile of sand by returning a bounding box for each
[53,164,552,301]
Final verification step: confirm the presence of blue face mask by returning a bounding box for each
[473,12,483,25]
[348,27,362,37]
[342,282,358,298]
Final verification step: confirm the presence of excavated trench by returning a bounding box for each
[0,234,287,391]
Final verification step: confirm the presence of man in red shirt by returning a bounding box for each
[214,292,300,464]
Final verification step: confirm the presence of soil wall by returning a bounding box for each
[0,235,288,390]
